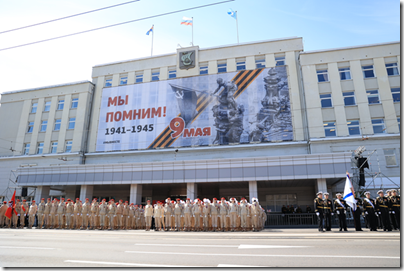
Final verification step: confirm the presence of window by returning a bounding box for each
[54,119,61,131]
[31,103,38,113]
[151,72,159,81]
[68,118,75,129]
[236,61,245,71]
[275,56,285,66]
[366,90,380,104]
[27,122,34,133]
[168,68,176,79]
[51,142,58,154]
[320,94,332,108]
[386,63,399,76]
[135,74,143,83]
[40,121,47,132]
[23,144,30,155]
[57,100,64,110]
[383,149,397,166]
[317,70,329,82]
[71,98,78,109]
[255,56,265,69]
[391,88,400,102]
[343,92,356,106]
[339,67,351,80]
[372,119,385,134]
[347,120,360,135]
[119,76,128,85]
[105,77,112,87]
[324,122,336,137]
[398,117,400,130]
[44,101,51,112]
[362,65,375,78]
[217,62,227,73]
[65,141,72,153]
[37,142,44,154]
[200,63,208,75]
[265,194,297,212]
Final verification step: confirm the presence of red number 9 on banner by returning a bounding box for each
[170,117,185,138]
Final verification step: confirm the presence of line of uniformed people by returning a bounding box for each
[0,196,267,232]
[314,189,400,232]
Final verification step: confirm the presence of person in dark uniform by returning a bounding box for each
[376,190,392,231]
[281,205,287,214]
[386,190,398,230]
[306,205,312,213]
[314,191,325,232]
[334,193,348,231]
[363,191,377,231]
[289,205,295,214]
[389,189,400,230]
[323,192,333,231]
[296,206,302,213]
[353,197,363,231]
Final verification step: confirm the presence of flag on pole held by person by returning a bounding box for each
[181,16,193,26]
[146,25,153,35]
[227,8,237,19]
[343,172,356,211]
[5,190,16,219]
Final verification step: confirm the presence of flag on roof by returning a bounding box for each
[227,9,237,19]
[343,172,356,211]
[146,25,153,35]
[181,16,193,26]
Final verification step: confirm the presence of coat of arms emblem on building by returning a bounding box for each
[179,50,195,70]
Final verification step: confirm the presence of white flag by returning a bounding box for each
[343,173,356,211]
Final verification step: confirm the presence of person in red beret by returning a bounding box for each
[90,198,99,230]
[210,198,219,231]
[174,199,183,231]
[37,198,46,229]
[81,198,90,230]
[98,199,107,230]
[107,199,117,230]
[56,197,65,229]
[28,200,38,229]
[73,198,82,230]
[65,199,74,229]
[49,198,58,229]
[42,198,52,229]
[122,201,129,230]
[164,198,174,231]
[183,198,193,231]
[0,201,8,228]
[20,199,29,229]
[116,200,124,230]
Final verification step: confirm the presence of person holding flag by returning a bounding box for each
[343,172,361,231]
[5,190,16,228]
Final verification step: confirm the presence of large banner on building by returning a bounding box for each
[96,66,293,152]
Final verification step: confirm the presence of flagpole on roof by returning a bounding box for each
[191,17,194,46]
[151,24,154,56]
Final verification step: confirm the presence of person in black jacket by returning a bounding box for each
[314,191,325,232]
[323,192,333,231]
[334,193,348,231]
[363,191,377,231]
[376,190,392,231]
[353,197,363,231]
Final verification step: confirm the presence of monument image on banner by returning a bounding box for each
[96,66,292,152]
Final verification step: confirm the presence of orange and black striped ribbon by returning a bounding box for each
[148,68,264,149]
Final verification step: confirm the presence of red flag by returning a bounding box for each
[5,190,16,219]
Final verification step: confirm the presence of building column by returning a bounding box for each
[130,184,142,205]
[34,186,50,203]
[249,181,258,203]
[315,178,327,194]
[187,183,197,200]
[79,185,93,202]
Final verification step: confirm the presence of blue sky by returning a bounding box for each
[0,0,400,94]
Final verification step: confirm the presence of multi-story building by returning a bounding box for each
[0,37,399,212]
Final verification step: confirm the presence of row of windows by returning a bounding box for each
[324,117,400,137]
[317,63,399,83]
[320,88,400,108]
[31,98,78,114]
[27,118,75,133]
[23,141,72,155]
[105,56,287,87]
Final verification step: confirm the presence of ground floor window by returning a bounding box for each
[265,194,297,212]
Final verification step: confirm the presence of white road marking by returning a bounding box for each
[135,243,309,249]
[64,260,204,267]
[0,246,55,250]
[238,244,309,249]
[125,251,400,259]
[218,264,263,267]
[135,243,237,248]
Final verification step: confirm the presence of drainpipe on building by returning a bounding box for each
[80,84,95,165]
[297,51,311,154]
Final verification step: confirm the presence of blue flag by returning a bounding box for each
[146,25,153,35]
[227,9,237,19]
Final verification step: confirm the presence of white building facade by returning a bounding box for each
[0,38,399,212]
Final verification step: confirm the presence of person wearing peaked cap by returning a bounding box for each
[363,191,377,231]
[389,189,400,230]
[164,199,174,231]
[174,199,183,231]
[28,200,38,229]
[56,198,65,229]
[376,190,392,231]
[37,198,46,229]
[334,193,348,231]
[314,191,325,232]
[323,192,333,231]
[144,200,153,231]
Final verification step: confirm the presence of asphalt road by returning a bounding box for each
[0,227,400,268]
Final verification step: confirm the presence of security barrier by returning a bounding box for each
[265,213,359,227]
